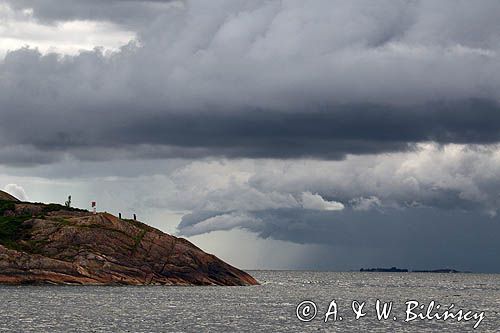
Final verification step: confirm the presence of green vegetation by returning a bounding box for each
[0,202,69,253]
[125,218,149,231]
[132,229,147,252]
[1,199,147,255]
[0,200,15,215]
[52,217,71,226]
[0,200,25,248]
[0,215,31,249]
[2,199,87,216]
[0,200,32,250]
[42,203,85,213]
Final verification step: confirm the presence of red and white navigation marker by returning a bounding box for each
[92,201,96,215]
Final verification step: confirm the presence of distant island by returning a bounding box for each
[0,190,258,286]
[412,269,468,273]
[360,267,408,272]
[360,266,467,273]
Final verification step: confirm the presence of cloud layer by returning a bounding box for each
[145,144,500,221]
[3,1,500,271]
[2,0,500,164]
[162,144,500,271]
[3,143,500,271]
[4,0,180,29]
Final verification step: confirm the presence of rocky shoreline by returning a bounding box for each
[0,191,258,286]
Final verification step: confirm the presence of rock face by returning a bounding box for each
[0,201,258,286]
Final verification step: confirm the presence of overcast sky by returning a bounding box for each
[1,0,500,272]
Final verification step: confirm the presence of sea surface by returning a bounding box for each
[0,271,498,332]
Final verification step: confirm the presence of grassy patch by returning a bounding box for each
[42,203,86,214]
[132,229,147,252]
[52,217,72,226]
[0,215,32,249]
[125,219,150,231]
[0,200,16,215]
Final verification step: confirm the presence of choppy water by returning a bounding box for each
[0,271,498,332]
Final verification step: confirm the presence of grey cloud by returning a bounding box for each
[178,207,500,272]
[0,145,63,166]
[178,207,497,247]
[2,151,498,271]
[154,146,500,226]
[2,1,500,165]
[4,0,180,29]
[167,149,500,271]
[4,0,500,272]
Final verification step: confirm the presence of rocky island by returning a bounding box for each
[360,266,466,273]
[0,191,258,286]
[360,267,409,273]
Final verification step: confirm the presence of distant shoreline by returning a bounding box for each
[243,269,486,274]
[360,267,471,273]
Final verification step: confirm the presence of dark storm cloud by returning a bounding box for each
[178,207,500,272]
[4,0,500,273]
[178,207,498,247]
[2,88,500,162]
[2,0,500,165]
[155,150,500,259]
[90,99,500,155]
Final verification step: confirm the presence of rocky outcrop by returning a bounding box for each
[0,201,258,286]
[0,190,19,202]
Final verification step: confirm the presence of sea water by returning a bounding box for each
[0,271,498,332]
